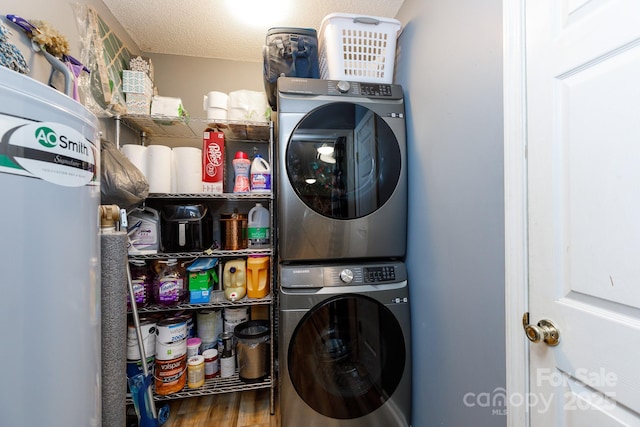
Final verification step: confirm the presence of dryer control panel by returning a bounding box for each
[280,261,407,288]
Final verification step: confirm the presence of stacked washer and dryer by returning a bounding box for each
[276,77,411,427]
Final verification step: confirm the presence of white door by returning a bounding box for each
[506,0,640,425]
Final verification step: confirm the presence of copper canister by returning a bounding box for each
[220,211,247,250]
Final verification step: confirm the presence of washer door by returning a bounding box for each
[288,294,406,419]
[286,102,402,219]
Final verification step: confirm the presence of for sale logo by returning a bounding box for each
[462,368,618,416]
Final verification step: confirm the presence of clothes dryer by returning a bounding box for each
[277,78,407,262]
[279,261,412,427]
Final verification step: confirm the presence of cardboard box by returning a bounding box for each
[186,257,218,291]
[125,93,152,115]
[151,96,185,117]
[202,131,224,194]
[189,270,213,291]
[122,70,153,95]
[190,287,212,304]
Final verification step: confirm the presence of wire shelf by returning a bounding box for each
[118,114,272,142]
[130,293,273,314]
[126,373,272,403]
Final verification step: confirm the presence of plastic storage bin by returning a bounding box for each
[318,13,402,83]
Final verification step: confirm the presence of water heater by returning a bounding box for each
[0,67,101,426]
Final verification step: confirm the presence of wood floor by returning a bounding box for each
[160,389,279,427]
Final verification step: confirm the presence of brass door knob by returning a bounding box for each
[522,313,560,346]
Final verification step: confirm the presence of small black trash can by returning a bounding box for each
[233,320,270,382]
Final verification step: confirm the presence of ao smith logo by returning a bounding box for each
[35,125,90,156]
[0,119,96,187]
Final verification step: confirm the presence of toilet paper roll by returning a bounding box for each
[173,147,203,193]
[227,90,269,122]
[204,91,229,121]
[146,145,172,193]
[121,144,147,178]
[204,91,228,109]
[206,107,228,121]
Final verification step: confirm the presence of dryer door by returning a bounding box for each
[288,293,406,419]
[286,102,402,219]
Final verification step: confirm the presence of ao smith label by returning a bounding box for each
[0,117,96,187]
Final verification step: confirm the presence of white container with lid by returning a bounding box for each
[187,355,205,388]
[247,203,270,249]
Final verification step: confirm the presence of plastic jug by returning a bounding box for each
[247,203,270,249]
[246,256,269,299]
[232,151,251,193]
[152,258,187,307]
[126,206,160,255]
[250,154,271,193]
[223,259,246,301]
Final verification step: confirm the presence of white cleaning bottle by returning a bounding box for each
[247,203,270,249]
[250,154,271,193]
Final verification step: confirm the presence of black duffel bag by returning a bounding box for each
[263,27,320,110]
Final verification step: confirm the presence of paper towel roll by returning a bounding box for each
[173,147,203,193]
[121,144,147,178]
[146,145,172,193]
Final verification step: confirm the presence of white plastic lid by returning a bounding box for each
[203,348,218,359]
[188,355,205,365]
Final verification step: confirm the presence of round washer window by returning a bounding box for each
[288,294,405,419]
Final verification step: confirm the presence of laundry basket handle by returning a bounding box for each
[353,16,381,25]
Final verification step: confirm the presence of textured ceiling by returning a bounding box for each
[101,0,404,63]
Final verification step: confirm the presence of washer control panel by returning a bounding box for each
[280,261,407,288]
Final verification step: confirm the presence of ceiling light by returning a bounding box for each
[319,153,336,164]
[317,144,334,155]
[225,0,291,27]
[305,178,317,184]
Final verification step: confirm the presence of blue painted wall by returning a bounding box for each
[394,1,507,425]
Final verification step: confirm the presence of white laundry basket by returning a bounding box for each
[318,13,402,83]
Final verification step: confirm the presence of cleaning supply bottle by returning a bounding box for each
[223,259,247,301]
[126,206,160,255]
[246,255,270,298]
[152,258,186,307]
[232,151,251,193]
[250,154,271,193]
[128,259,153,309]
[247,203,270,249]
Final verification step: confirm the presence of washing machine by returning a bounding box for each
[277,77,407,262]
[279,261,412,427]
